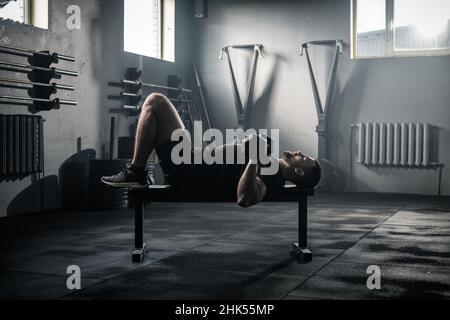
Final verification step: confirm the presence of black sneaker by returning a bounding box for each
[101,164,149,188]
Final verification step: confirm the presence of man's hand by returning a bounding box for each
[243,134,272,164]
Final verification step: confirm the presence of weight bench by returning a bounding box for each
[129,185,314,263]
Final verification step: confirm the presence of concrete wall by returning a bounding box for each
[0,0,194,217]
[192,0,450,195]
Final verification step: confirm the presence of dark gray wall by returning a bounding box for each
[0,0,194,217]
[193,0,450,195]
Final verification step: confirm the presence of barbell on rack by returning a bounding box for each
[0,94,78,106]
[120,92,191,104]
[0,60,79,77]
[121,79,192,93]
[0,78,75,91]
[0,44,76,62]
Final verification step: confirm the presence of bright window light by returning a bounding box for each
[394,0,450,51]
[124,0,161,59]
[355,0,386,57]
[0,0,27,23]
[352,0,450,58]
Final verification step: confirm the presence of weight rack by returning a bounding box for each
[0,44,79,111]
[0,44,78,183]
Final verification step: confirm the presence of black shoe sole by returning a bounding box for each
[101,179,148,189]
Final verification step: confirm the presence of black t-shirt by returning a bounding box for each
[156,141,285,194]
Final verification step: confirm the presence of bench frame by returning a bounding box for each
[129,185,314,263]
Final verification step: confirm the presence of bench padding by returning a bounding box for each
[130,184,314,202]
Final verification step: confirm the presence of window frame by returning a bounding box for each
[156,0,162,59]
[0,0,29,24]
[351,0,450,59]
[0,0,49,29]
[23,0,30,24]
[161,0,175,62]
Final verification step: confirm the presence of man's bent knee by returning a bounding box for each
[140,92,183,140]
[143,93,167,108]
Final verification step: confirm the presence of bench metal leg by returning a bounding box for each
[292,195,312,263]
[132,197,146,263]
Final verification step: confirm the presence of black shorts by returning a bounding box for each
[155,140,244,192]
[155,139,285,192]
[155,140,192,187]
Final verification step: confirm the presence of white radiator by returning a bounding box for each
[356,122,432,167]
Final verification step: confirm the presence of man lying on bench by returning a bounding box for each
[101,93,321,207]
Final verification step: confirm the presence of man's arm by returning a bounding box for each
[237,161,267,208]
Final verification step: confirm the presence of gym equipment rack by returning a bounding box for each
[0,44,78,111]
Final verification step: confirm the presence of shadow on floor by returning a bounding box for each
[7,175,58,216]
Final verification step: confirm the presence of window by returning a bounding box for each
[0,0,48,29]
[124,0,175,62]
[351,0,450,58]
[1,0,29,24]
